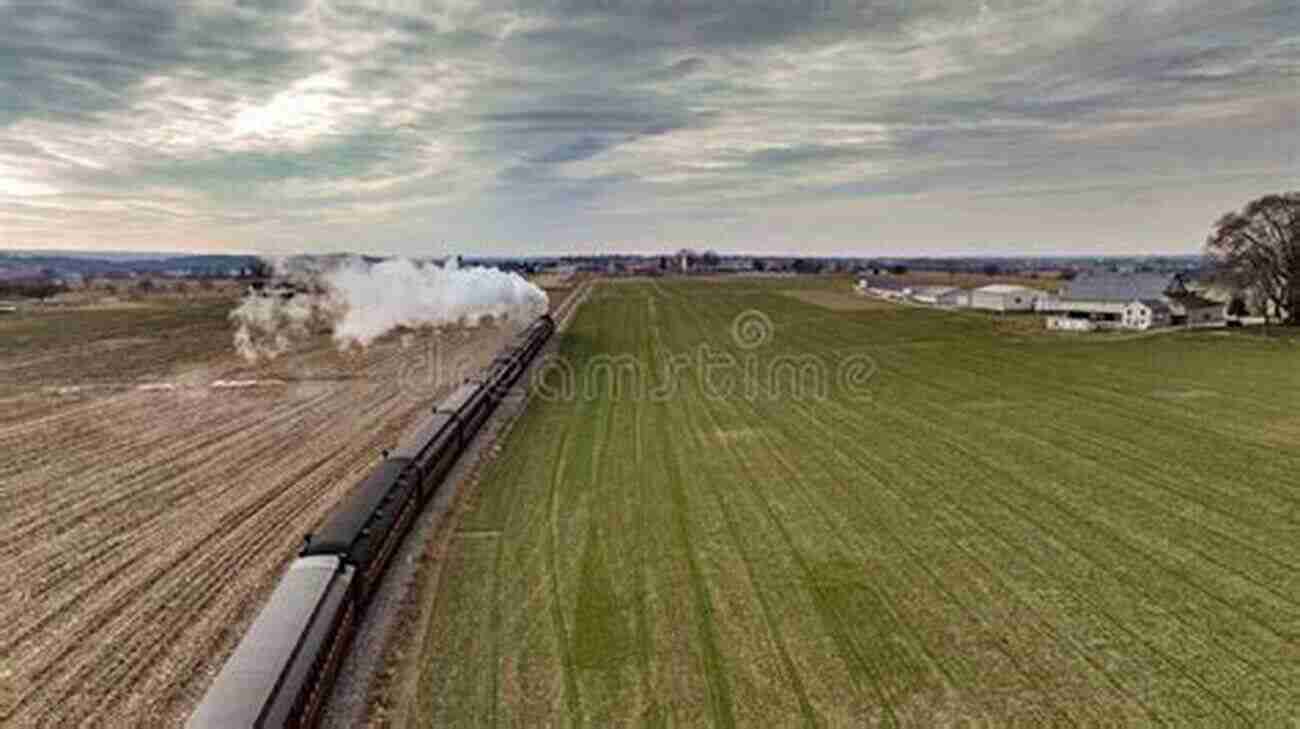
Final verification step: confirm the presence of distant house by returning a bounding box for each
[969,284,1039,312]
[1122,299,1173,330]
[1042,273,1224,330]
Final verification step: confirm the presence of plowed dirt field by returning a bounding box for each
[0,300,514,729]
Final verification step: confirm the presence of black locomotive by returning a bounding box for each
[187,312,556,729]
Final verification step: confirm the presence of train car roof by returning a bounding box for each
[436,382,486,414]
[303,458,410,557]
[260,564,355,728]
[392,412,457,461]
[185,556,342,729]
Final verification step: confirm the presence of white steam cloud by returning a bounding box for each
[230,256,549,362]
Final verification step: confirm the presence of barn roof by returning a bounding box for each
[1167,291,1222,309]
[913,286,958,296]
[1063,273,1178,302]
[1131,298,1172,314]
[975,284,1037,294]
[861,278,909,291]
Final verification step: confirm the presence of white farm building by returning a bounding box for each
[911,286,963,306]
[856,277,912,300]
[936,288,971,307]
[1122,299,1174,330]
[969,284,1039,312]
[1041,274,1224,331]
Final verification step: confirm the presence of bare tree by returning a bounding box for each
[1227,296,1249,318]
[1205,192,1300,325]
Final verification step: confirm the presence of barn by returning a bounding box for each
[1169,293,1226,326]
[969,284,1039,312]
[857,277,912,300]
[911,286,958,305]
[1043,273,1225,330]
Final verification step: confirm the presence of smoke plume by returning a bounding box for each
[230,256,549,362]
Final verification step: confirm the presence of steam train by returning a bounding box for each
[187,312,557,729]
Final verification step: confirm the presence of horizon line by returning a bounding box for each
[1,246,1208,261]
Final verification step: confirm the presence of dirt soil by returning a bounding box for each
[0,302,516,729]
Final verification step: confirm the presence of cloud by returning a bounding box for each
[0,0,1297,254]
[0,0,181,125]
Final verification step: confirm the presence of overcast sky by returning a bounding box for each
[1,0,1296,257]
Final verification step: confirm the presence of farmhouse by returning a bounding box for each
[1122,299,1172,330]
[969,284,1039,312]
[1041,273,1224,330]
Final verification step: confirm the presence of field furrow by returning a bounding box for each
[403,278,1300,728]
[0,302,516,728]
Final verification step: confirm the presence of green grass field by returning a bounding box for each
[411,278,1300,728]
